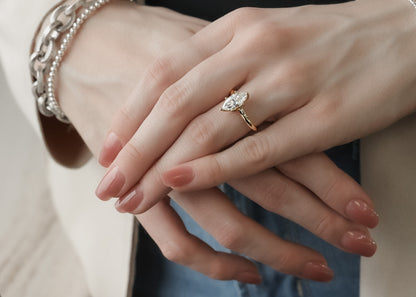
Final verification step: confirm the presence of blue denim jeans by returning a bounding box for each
[133,143,360,297]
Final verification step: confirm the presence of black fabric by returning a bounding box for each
[145,0,349,21]
[133,226,164,297]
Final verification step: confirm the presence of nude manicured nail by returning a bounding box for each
[162,166,195,188]
[302,262,334,282]
[341,231,377,257]
[346,200,379,228]
[99,132,123,167]
[234,271,263,284]
[95,166,125,200]
[115,190,143,213]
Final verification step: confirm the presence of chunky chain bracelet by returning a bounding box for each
[409,0,416,10]
[29,0,115,123]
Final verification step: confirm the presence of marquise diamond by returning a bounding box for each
[221,91,248,111]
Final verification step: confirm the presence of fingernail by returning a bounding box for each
[114,199,127,213]
[162,166,194,188]
[234,271,262,284]
[115,190,143,213]
[341,231,377,257]
[95,166,125,200]
[302,262,334,282]
[99,132,123,167]
[346,200,379,228]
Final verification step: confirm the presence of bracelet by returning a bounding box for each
[29,0,113,124]
[410,0,416,10]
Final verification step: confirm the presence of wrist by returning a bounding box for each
[31,0,117,124]
[350,0,416,112]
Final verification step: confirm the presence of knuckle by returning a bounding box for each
[118,105,134,124]
[214,220,247,251]
[260,179,290,212]
[158,82,190,117]
[252,21,281,44]
[243,22,293,56]
[159,239,190,265]
[206,258,230,280]
[316,99,341,119]
[236,21,281,57]
[241,136,270,166]
[263,61,311,111]
[321,173,342,204]
[123,141,143,162]
[143,56,175,90]
[112,106,135,141]
[271,25,295,49]
[230,7,261,23]
[310,91,343,122]
[321,171,367,206]
[272,252,292,273]
[313,215,334,239]
[187,114,217,146]
[203,155,225,186]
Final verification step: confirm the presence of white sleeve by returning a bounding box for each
[0,1,97,167]
[0,1,63,135]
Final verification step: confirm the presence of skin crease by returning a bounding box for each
[58,1,378,283]
[97,0,416,215]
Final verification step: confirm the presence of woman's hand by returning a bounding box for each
[96,0,416,206]
[119,151,378,253]
[57,2,208,154]
[57,1,377,282]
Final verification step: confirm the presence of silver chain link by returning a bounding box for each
[29,0,132,123]
[409,0,416,10]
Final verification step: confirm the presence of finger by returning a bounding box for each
[161,103,344,191]
[135,198,262,283]
[97,42,213,167]
[112,85,281,214]
[113,70,306,213]
[96,46,249,200]
[228,168,377,257]
[170,188,335,282]
[99,54,307,203]
[98,16,234,168]
[277,153,379,228]
[97,12,317,199]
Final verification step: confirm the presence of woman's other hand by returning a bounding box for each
[97,1,416,208]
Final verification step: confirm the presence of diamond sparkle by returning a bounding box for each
[221,91,248,111]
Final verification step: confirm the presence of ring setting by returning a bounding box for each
[221,90,257,131]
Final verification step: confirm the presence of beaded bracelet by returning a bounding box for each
[29,0,124,124]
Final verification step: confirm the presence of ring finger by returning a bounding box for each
[115,80,297,213]
[95,44,298,201]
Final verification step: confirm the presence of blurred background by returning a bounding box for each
[0,64,89,297]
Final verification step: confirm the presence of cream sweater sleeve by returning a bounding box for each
[0,1,91,167]
[0,1,55,135]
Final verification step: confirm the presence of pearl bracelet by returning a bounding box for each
[29,0,119,124]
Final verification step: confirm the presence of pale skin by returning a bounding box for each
[59,1,378,283]
[96,0,416,216]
